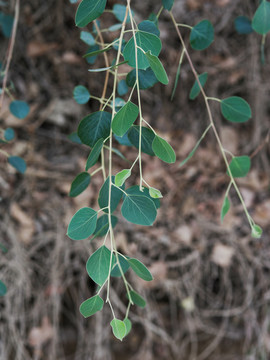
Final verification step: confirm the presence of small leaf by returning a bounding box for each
[234,16,253,34]
[121,194,157,226]
[86,245,115,286]
[110,319,126,341]
[123,31,162,70]
[8,156,26,174]
[123,318,132,335]
[69,172,91,197]
[189,72,208,100]
[67,207,97,240]
[0,14,13,38]
[128,258,153,281]
[190,20,214,51]
[80,31,95,46]
[98,176,124,213]
[85,44,100,64]
[68,132,82,144]
[126,67,158,90]
[112,4,132,23]
[9,100,30,119]
[117,80,129,96]
[108,23,123,32]
[152,135,176,163]
[138,20,160,37]
[112,101,139,137]
[85,138,104,170]
[149,187,163,199]
[129,290,146,308]
[92,214,118,239]
[4,127,15,141]
[252,0,270,35]
[75,0,107,27]
[227,156,251,178]
[78,111,111,148]
[221,97,252,123]
[111,255,130,277]
[251,224,263,239]
[162,0,174,11]
[145,51,169,85]
[114,132,133,146]
[73,85,91,104]
[221,196,230,223]
[79,295,104,318]
[128,126,155,156]
[0,280,7,296]
[84,46,111,58]
[115,169,131,187]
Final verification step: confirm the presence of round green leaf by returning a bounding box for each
[110,319,126,341]
[138,20,160,37]
[149,187,163,199]
[69,172,91,197]
[73,85,91,104]
[189,72,208,100]
[4,127,15,141]
[8,156,26,174]
[128,126,155,156]
[68,132,82,144]
[126,185,160,209]
[252,0,270,35]
[152,135,176,163]
[79,295,104,318]
[80,31,95,46]
[75,0,107,27]
[221,196,230,223]
[126,67,158,90]
[117,80,129,96]
[0,280,7,296]
[112,4,132,23]
[85,138,104,170]
[251,224,263,239]
[221,97,252,123]
[128,258,153,281]
[78,111,111,147]
[145,51,169,85]
[162,0,174,11]
[67,207,97,240]
[129,290,146,308]
[111,255,130,277]
[123,31,162,70]
[234,16,253,35]
[92,214,118,239]
[86,245,115,286]
[227,156,251,178]
[115,169,131,187]
[121,194,157,226]
[9,100,30,119]
[112,101,139,137]
[190,20,214,51]
[0,14,13,38]
[98,176,124,213]
[123,318,132,335]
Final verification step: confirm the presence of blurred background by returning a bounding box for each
[0,0,270,359]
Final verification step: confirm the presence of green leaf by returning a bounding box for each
[251,224,263,239]
[117,80,129,96]
[123,31,162,70]
[98,176,124,213]
[0,280,7,296]
[227,156,251,178]
[221,196,230,223]
[92,214,118,238]
[252,0,270,35]
[112,101,139,137]
[126,185,160,209]
[0,14,13,38]
[123,318,132,335]
[221,97,252,123]
[128,258,153,281]
[152,135,176,163]
[4,127,15,141]
[85,44,99,64]
[80,31,95,46]
[121,193,157,226]
[69,172,91,197]
[68,132,82,144]
[149,187,163,199]
[138,20,160,37]
[129,290,146,308]
[110,319,126,341]
[108,23,123,32]
[189,72,208,100]
[162,0,174,11]
[75,0,107,27]
[126,67,158,90]
[234,16,253,34]
[83,46,111,58]
[73,85,91,104]
[114,132,133,146]
[145,51,169,85]
[112,4,132,23]
[79,295,104,318]
[8,156,26,174]
[85,138,104,170]
[115,169,131,187]
[111,255,130,277]
[9,100,30,119]
[67,207,97,240]
[190,20,214,50]
[78,111,111,147]
[128,126,155,156]
[86,246,114,286]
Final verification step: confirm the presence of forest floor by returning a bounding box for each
[0,0,270,359]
